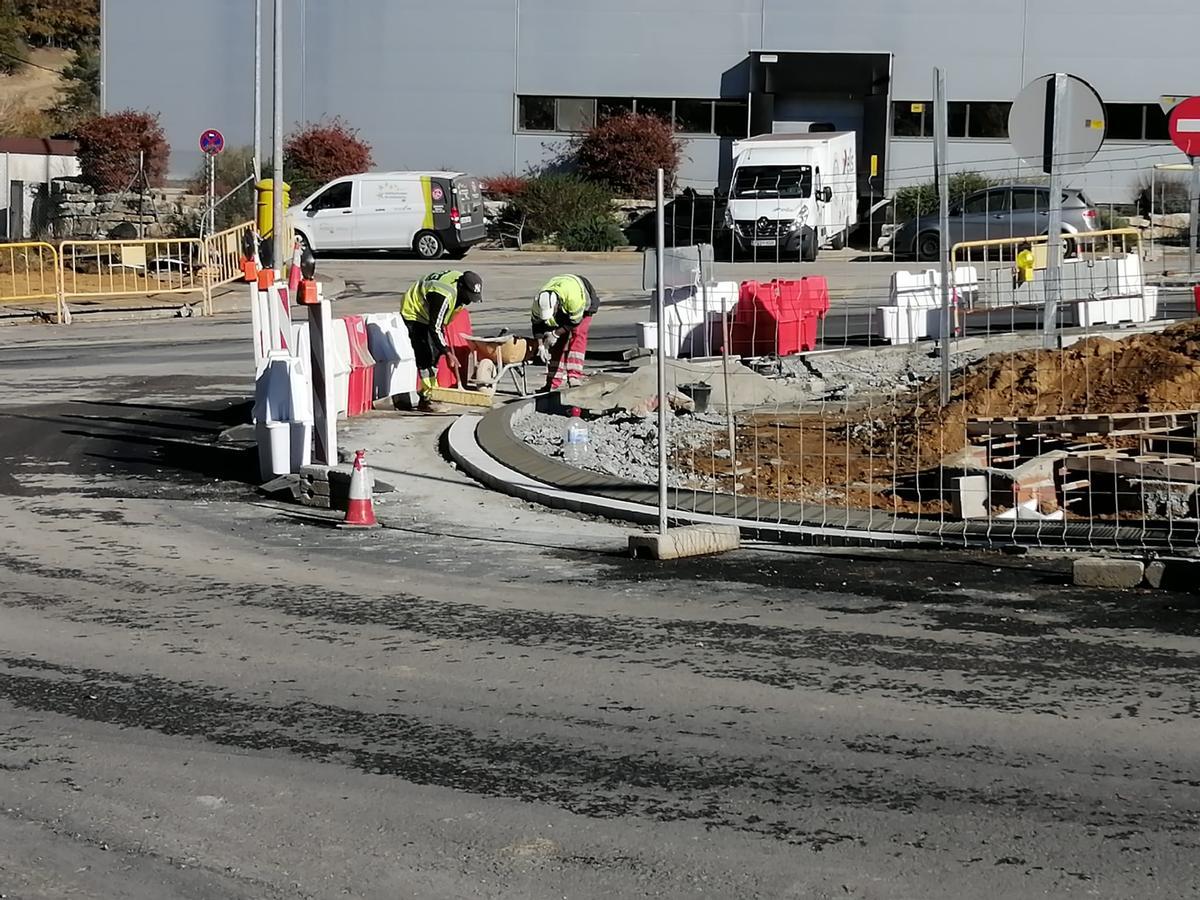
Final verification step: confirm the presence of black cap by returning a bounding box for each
[458,271,483,304]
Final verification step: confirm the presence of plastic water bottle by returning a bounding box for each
[563,407,589,463]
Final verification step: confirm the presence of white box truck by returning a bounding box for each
[725,132,857,261]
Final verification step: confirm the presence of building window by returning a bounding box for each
[556,97,595,132]
[1103,103,1172,141]
[966,102,1011,139]
[635,98,673,121]
[598,98,634,121]
[1145,105,1170,141]
[516,95,739,136]
[1105,103,1144,140]
[518,95,555,131]
[892,101,930,137]
[714,100,749,138]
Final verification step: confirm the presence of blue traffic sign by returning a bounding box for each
[199,129,225,156]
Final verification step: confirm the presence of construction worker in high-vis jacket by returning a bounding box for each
[531,273,600,391]
[401,270,483,411]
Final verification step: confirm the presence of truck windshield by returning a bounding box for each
[732,165,813,199]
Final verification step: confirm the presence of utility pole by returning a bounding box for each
[253,0,262,181]
[271,0,285,275]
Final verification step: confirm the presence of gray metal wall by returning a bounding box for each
[103,0,1199,201]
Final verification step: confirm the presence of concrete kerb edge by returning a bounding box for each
[445,409,936,547]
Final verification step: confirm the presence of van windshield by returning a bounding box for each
[732,165,813,199]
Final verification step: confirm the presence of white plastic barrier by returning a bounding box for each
[363,312,419,400]
[637,280,740,358]
[875,267,978,344]
[253,352,313,479]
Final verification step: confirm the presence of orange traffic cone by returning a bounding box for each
[341,449,378,528]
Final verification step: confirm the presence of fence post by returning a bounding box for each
[655,168,668,536]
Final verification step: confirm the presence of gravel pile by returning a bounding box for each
[776,345,988,400]
[515,410,724,487]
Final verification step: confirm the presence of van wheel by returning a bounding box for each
[801,232,818,262]
[414,231,445,260]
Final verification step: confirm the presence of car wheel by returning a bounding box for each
[414,231,444,260]
[295,231,312,256]
[1063,236,1077,259]
[917,232,940,261]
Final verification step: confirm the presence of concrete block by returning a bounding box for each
[952,475,989,519]
[628,525,740,560]
[1144,558,1200,591]
[1073,557,1145,589]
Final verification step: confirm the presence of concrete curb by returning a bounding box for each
[445,413,933,546]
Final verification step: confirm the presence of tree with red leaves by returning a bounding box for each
[574,112,683,199]
[72,109,169,193]
[283,117,374,198]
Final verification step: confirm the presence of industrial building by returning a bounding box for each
[101,0,1198,203]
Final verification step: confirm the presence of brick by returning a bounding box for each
[628,525,740,561]
[1073,557,1145,590]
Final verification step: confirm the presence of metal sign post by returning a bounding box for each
[198,129,225,239]
[272,0,285,282]
[1009,73,1106,349]
[933,68,951,406]
[655,168,668,536]
[1042,74,1069,349]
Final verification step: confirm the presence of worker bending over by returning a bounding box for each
[401,270,483,411]
[532,274,599,391]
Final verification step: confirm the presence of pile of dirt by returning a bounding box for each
[686,322,1200,512]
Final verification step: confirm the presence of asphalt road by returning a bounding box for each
[2,310,1200,898]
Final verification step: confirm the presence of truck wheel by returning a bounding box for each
[917,232,940,261]
[801,232,818,263]
[414,231,445,260]
[830,232,845,251]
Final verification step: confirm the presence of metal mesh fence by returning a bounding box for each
[618,145,1200,551]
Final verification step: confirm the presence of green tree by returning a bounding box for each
[17,0,99,49]
[51,42,99,126]
[0,0,27,75]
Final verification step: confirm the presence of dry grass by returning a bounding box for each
[0,48,68,111]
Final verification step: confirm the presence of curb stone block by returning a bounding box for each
[1073,557,1145,589]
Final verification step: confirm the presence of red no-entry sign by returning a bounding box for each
[1168,97,1200,158]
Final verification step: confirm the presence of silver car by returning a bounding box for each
[889,185,1099,260]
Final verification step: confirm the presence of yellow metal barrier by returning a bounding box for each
[951,227,1142,267]
[950,228,1144,314]
[0,241,63,321]
[59,237,212,315]
[203,220,257,293]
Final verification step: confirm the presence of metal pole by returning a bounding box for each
[271,0,285,277]
[1042,73,1068,349]
[208,155,216,236]
[934,68,951,407]
[655,168,668,536]
[1189,157,1199,279]
[253,0,262,181]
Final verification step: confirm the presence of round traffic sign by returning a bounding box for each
[199,129,225,156]
[1168,97,1200,158]
[1008,74,1106,175]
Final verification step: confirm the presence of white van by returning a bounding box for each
[287,171,487,260]
[725,132,857,261]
